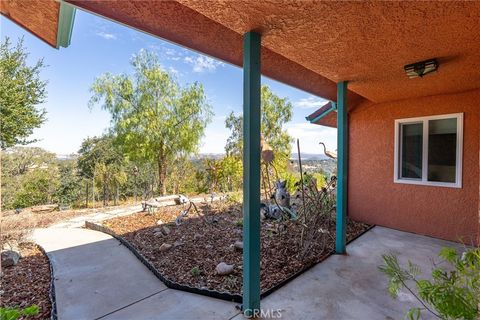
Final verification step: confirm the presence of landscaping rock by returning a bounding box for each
[234,241,243,251]
[1,250,21,267]
[161,226,171,235]
[215,262,234,275]
[156,220,164,225]
[173,240,183,247]
[153,228,161,233]
[153,232,163,237]
[159,243,172,252]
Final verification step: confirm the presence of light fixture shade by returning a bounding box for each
[404,59,438,79]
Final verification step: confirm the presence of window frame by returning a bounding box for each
[393,113,463,188]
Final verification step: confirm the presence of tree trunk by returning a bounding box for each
[103,173,107,206]
[85,181,89,208]
[114,184,118,206]
[158,159,167,196]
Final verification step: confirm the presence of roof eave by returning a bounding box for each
[56,1,76,49]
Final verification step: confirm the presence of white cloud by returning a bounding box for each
[148,44,185,62]
[96,32,117,40]
[285,122,337,154]
[184,55,225,73]
[294,96,329,109]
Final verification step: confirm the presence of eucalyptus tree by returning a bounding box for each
[0,37,47,149]
[89,50,212,195]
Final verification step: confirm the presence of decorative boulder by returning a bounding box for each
[215,262,234,275]
[159,243,172,252]
[161,226,171,236]
[1,250,21,267]
[234,241,243,251]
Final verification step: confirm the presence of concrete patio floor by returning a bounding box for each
[34,226,463,320]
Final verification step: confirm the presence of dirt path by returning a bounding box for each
[48,204,144,229]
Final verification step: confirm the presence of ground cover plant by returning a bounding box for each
[379,246,480,320]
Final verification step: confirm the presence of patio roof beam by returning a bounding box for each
[56,1,76,48]
[306,102,337,123]
[242,31,262,316]
[336,81,348,254]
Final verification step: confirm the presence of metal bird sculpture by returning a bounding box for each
[319,142,337,159]
[261,134,274,164]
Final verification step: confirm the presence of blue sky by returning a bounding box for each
[0,9,336,155]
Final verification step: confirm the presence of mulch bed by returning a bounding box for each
[102,201,371,296]
[1,243,52,319]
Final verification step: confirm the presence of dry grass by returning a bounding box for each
[1,203,139,249]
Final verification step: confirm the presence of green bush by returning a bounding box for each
[190,266,202,277]
[0,305,39,320]
[379,247,480,320]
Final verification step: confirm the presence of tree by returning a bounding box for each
[89,49,212,195]
[77,135,125,206]
[225,85,293,158]
[55,158,83,208]
[0,37,47,149]
[1,147,59,209]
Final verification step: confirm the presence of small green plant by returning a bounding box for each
[379,247,480,320]
[190,266,202,277]
[226,192,242,204]
[234,219,243,227]
[0,305,39,320]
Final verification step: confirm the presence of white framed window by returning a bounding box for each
[394,113,463,188]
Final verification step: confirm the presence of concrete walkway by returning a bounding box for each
[234,226,463,320]
[34,226,463,320]
[33,228,240,320]
[48,205,143,229]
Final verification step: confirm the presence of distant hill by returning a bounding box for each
[290,153,330,161]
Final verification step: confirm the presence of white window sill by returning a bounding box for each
[394,178,462,189]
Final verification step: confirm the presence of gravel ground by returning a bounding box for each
[103,201,371,295]
[1,243,52,319]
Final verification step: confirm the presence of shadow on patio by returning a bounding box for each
[34,225,463,319]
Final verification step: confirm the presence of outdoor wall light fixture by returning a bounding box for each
[404,58,438,79]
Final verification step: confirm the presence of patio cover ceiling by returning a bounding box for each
[3,1,480,127]
[1,0,60,47]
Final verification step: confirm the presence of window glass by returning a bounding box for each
[401,123,423,179]
[428,118,457,183]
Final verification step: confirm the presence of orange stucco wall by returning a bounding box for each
[349,89,480,245]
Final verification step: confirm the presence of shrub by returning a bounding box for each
[0,305,39,320]
[379,247,480,320]
[190,266,201,277]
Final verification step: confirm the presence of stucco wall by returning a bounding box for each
[349,89,480,245]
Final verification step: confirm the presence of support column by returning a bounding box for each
[242,31,261,316]
[336,81,348,254]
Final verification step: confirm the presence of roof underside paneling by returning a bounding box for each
[65,0,363,107]
[178,0,480,104]
[0,0,60,48]
[4,1,480,127]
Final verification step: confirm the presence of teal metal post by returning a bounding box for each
[336,81,348,254]
[242,32,261,316]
